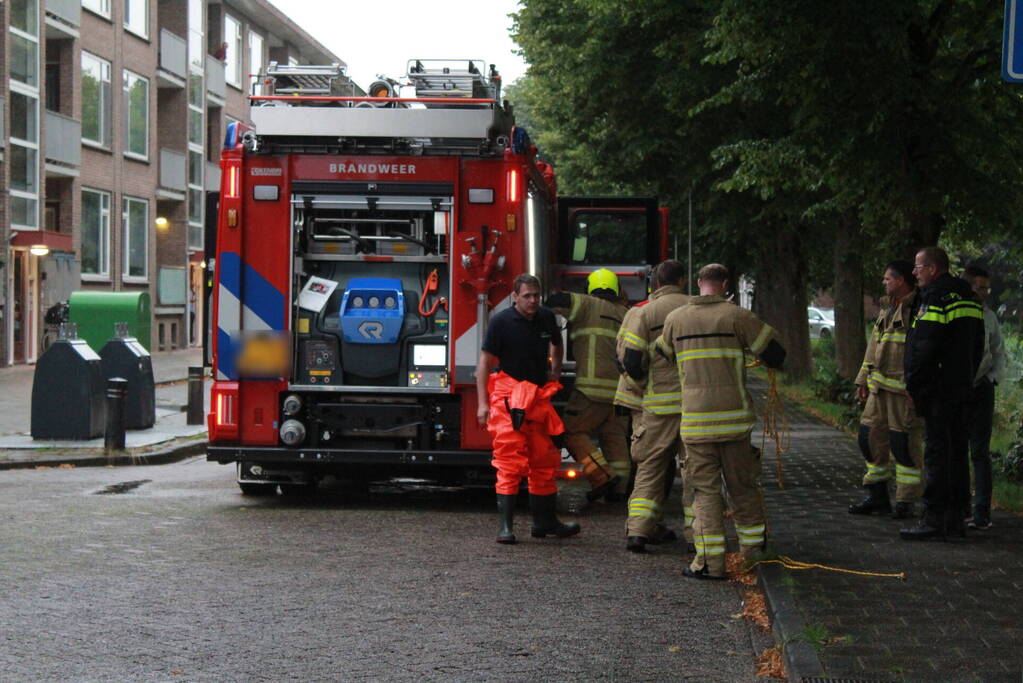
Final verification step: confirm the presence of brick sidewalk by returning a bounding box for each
[756,384,1023,682]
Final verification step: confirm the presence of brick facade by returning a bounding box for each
[2,0,343,363]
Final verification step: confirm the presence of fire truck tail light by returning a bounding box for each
[210,382,240,441]
[505,213,517,232]
[226,208,238,228]
[226,166,240,198]
[468,188,494,204]
[507,169,520,203]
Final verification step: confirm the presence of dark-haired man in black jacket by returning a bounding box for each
[901,247,984,540]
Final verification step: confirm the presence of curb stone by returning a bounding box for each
[758,562,826,681]
[0,438,208,471]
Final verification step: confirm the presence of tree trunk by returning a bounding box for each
[833,213,865,380]
[902,209,944,258]
[751,231,813,381]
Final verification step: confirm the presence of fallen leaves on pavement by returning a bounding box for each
[755,645,785,679]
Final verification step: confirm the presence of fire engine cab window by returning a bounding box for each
[570,212,647,264]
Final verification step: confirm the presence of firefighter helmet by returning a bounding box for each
[587,268,619,295]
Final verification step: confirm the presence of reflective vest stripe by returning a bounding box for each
[570,327,618,340]
[750,325,773,354]
[622,331,648,350]
[614,390,642,408]
[681,408,754,423]
[676,347,745,362]
[680,422,754,437]
[869,370,906,392]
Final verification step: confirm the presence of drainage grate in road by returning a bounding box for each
[95,479,152,495]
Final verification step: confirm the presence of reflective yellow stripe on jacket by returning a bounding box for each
[674,347,752,437]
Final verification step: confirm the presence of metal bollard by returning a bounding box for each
[104,377,128,453]
[187,366,205,425]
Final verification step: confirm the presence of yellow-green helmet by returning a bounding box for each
[587,268,619,295]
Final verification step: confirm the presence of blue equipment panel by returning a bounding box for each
[340,278,405,344]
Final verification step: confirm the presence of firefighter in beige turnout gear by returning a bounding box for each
[850,260,924,519]
[620,260,691,552]
[659,264,786,580]
[546,269,629,501]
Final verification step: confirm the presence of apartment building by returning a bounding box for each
[2,0,346,364]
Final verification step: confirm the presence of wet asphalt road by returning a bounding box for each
[0,458,770,681]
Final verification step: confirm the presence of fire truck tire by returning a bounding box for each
[238,482,278,496]
[279,482,317,499]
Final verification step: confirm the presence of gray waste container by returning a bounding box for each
[31,338,105,439]
[99,336,155,429]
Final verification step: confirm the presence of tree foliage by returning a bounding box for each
[511,0,1023,378]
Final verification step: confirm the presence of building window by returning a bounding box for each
[82,189,111,277]
[224,14,242,88]
[11,0,38,36]
[10,34,39,88]
[248,31,264,92]
[82,0,111,19]
[10,146,38,195]
[123,196,149,280]
[123,70,150,159]
[188,0,204,70]
[124,0,148,39]
[82,52,112,148]
[11,91,38,143]
[9,87,39,228]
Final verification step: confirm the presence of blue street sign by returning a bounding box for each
[1004,0,1023,82]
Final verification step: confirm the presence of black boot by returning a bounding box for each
[900,509,947,541]
[848,482,892,515]
[496,494,517,544]
[586,474,622,502]
[891,502,915,519]
[529,493,581,538]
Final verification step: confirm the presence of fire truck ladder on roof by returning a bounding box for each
[407,59,496,100]
[246,60,513,156]
[262,62,357,97]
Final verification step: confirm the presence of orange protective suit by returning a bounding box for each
[487,371,564,496]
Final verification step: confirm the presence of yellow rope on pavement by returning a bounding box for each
[746,555,907,581]
[760,366,789,489]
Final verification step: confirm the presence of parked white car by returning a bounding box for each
[808,307,835,339]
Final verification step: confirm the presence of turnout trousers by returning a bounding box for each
[858,389,924,503]
[685,438,766,578]
[562,390,631,493]
[487,372,563,496]
[626,411,685,538]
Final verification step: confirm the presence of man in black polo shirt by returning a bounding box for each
[476,273,580,544]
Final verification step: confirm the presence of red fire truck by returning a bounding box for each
[205,60,668,494]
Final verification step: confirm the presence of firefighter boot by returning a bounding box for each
[892,502,915,519]
[578,450,621,502]
[529,493,581,538]
[848,482,892,515]
[496,494,517,545]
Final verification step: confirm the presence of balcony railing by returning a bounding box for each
[206,56,226,100]
[45,110,81,166]
[206,162,221,192]
[45,0,81,31]
[159,29,187,82]
[160,148,187,192]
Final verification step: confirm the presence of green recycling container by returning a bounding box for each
[68,291,152,352]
